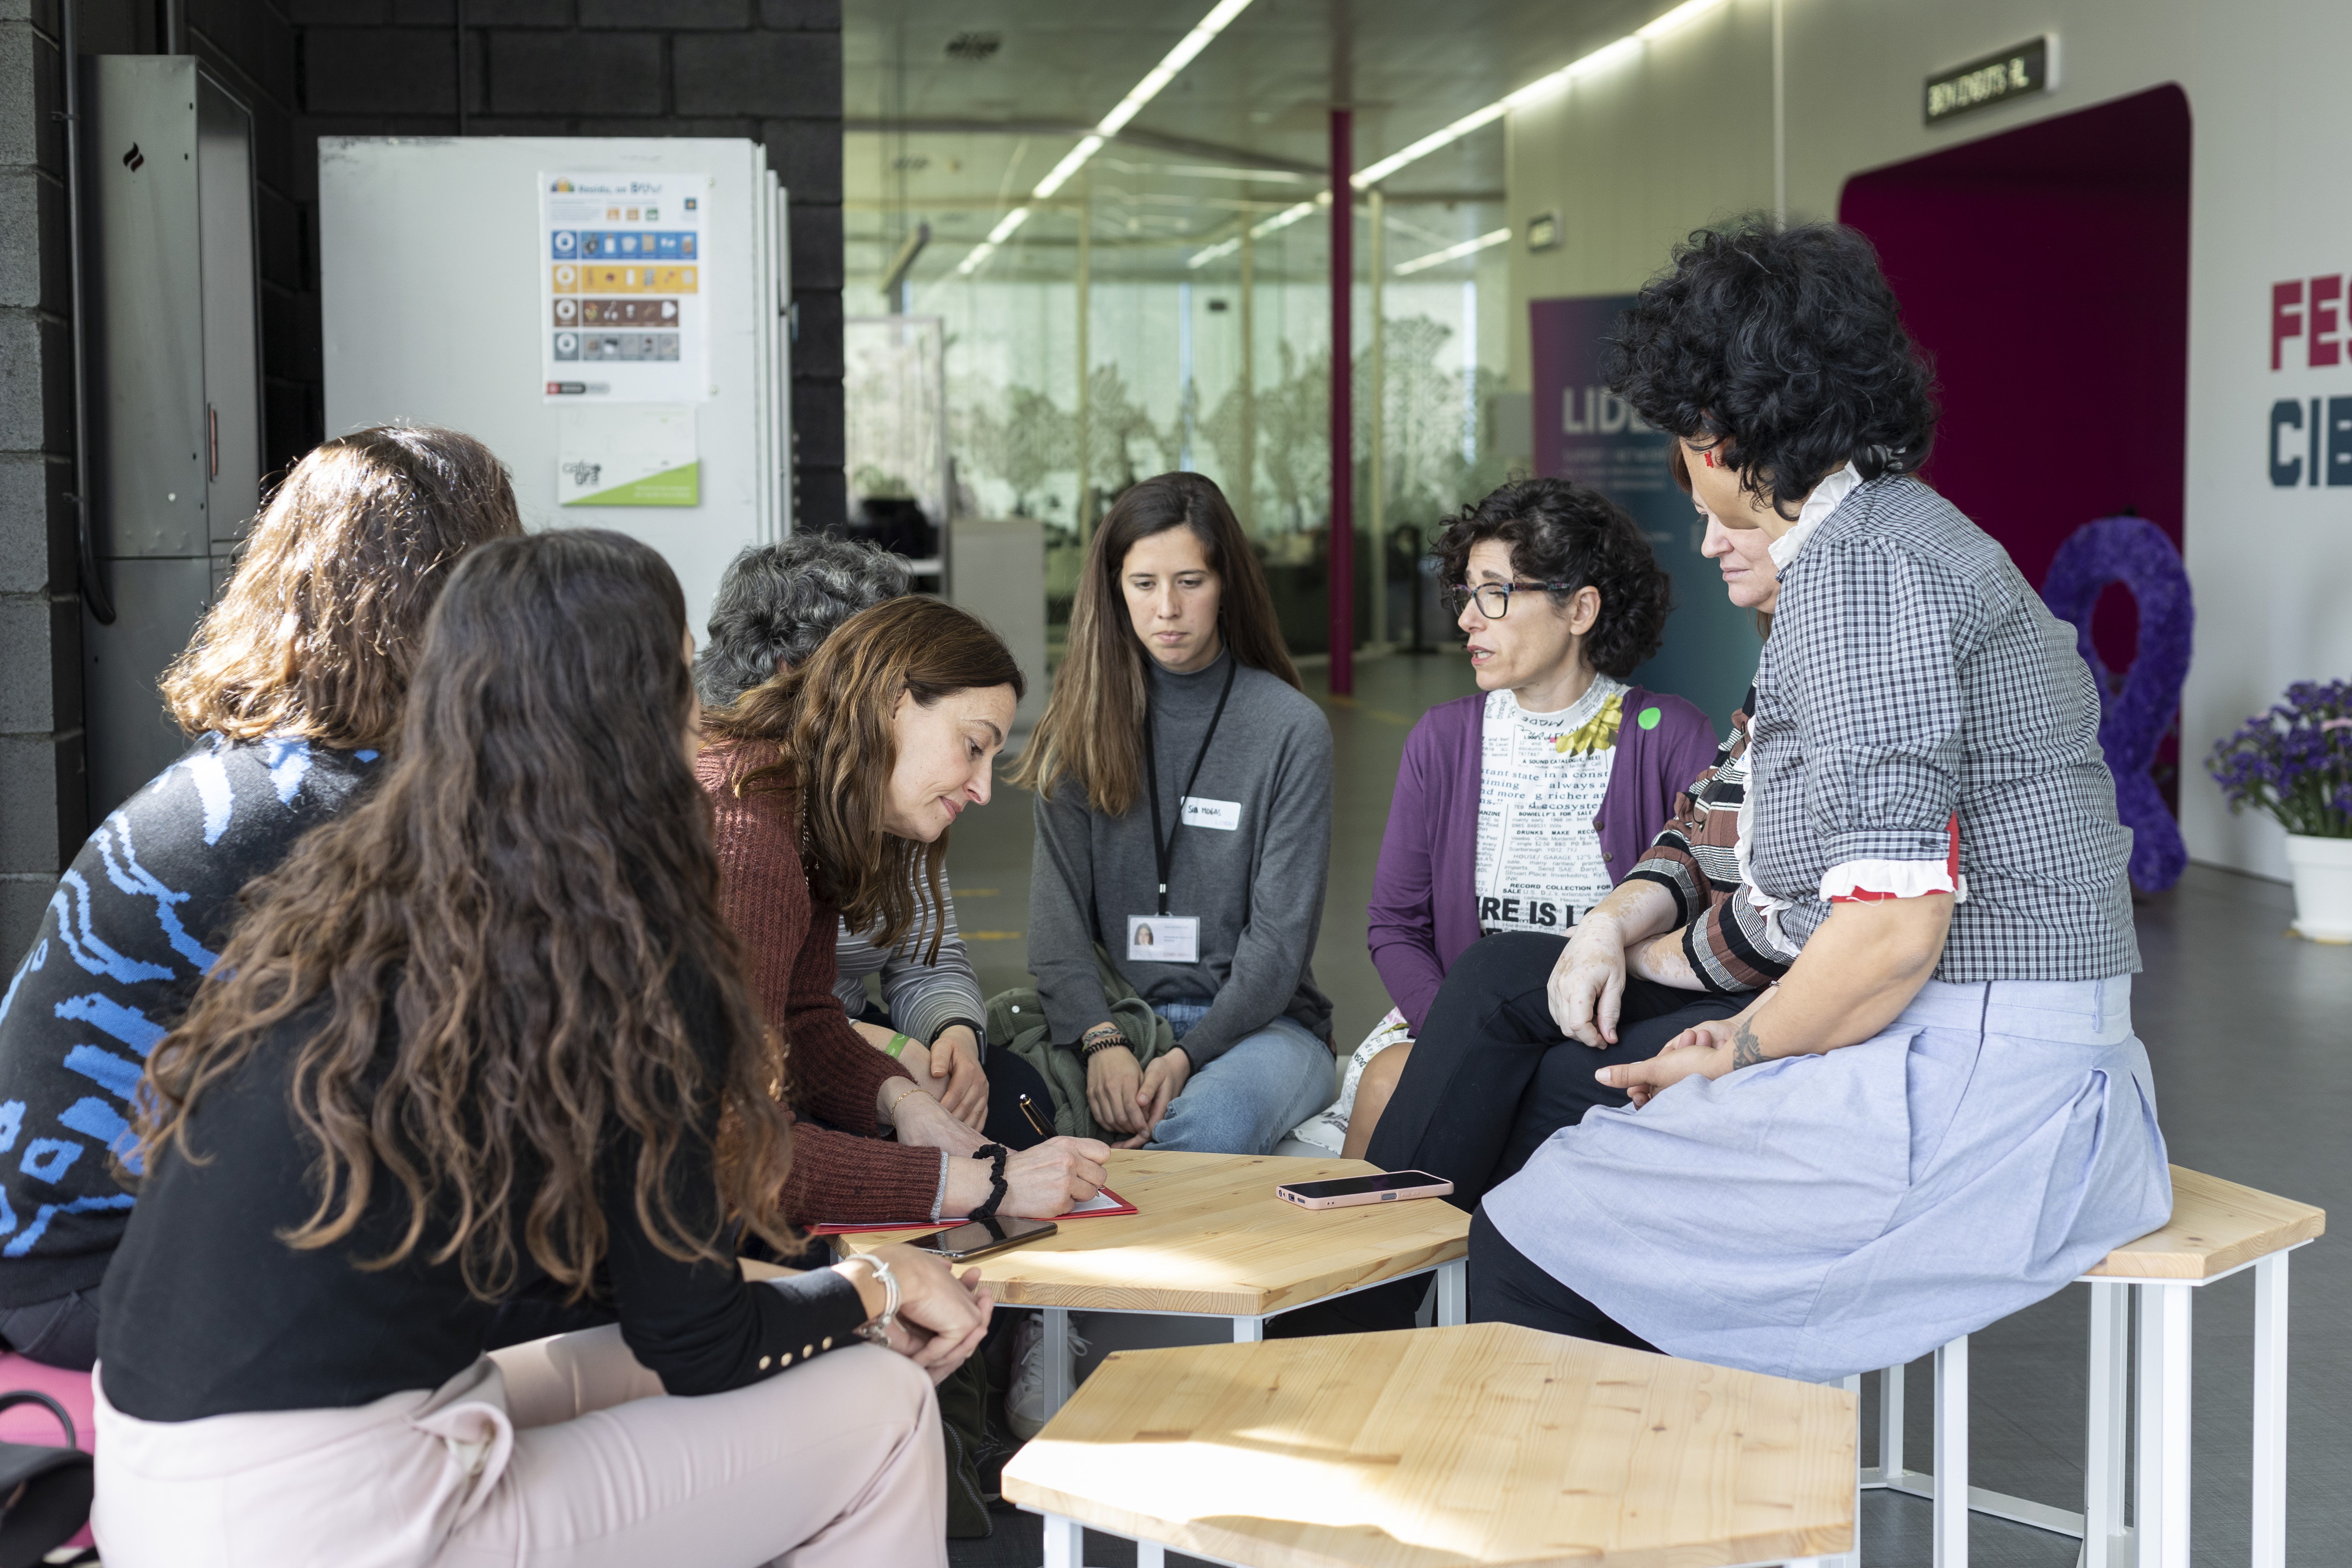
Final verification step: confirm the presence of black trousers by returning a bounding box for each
[0,1289,101,1372]
[1467,1203,1656,1352]
[1364,931,1743,1210]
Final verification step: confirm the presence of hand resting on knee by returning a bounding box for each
[1547,880,1681,1046]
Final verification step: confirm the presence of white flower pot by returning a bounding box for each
[2284,834,2352,943]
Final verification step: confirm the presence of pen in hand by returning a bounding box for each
[1017,1092,1053,1139]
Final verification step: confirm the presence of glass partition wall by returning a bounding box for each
[849,158,1511,656]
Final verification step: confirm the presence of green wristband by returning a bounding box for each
[883,1032,912,1060]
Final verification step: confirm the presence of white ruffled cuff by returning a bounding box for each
[1822,858,1968,903]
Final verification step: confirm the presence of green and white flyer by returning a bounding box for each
[557,404,699,507]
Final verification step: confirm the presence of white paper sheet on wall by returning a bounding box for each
[541,171,711,404]
[557,404,699,507]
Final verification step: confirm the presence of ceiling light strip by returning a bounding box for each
[951,0,1258,277]
[1392,227,1510,276]
[1353,0,1725,192]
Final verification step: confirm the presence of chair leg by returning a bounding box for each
[1836,1372,1863,1568]
[1880,1362,1906,1479]
[1041,1512,1085,1568]
[2135,1283,2193,1568]
[2083,1281,2131,1568]
[2252,1253,2289,1568]
[1933,1335,1968,1568]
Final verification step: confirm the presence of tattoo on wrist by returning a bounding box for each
[1730,1019,1769,1070]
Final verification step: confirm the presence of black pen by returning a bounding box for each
[1017,1092,1053,1139]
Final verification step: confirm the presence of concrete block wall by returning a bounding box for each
[1,0,86,957]
[285,0,849,527]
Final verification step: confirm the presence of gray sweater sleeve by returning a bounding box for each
[1029,781,1117,1045]
[873,874,988,1049]
[1163,710,1334,1066]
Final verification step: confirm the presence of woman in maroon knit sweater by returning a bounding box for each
[700,596,1109,1227]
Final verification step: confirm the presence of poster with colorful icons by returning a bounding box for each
[541,171,709,407]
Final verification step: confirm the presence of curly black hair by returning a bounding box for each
[1602,216,1939,519]
[1431,477,1673,679]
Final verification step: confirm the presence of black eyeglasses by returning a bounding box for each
[1444,581,1578,619]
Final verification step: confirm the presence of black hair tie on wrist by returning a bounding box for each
[968,1143,1009,1221]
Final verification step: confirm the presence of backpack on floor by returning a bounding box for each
[0,1390,94,1568]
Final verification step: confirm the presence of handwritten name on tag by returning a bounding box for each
[1180,796,1240,831]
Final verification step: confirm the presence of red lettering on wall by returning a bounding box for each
[2312,276,2343,367]
[2274,280,2305,370]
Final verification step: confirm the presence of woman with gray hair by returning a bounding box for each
[698,535,1054,1149]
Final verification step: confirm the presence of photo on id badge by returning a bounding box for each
[1129,915,1199,962]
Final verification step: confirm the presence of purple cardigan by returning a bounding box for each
[1367,685,1717,1035]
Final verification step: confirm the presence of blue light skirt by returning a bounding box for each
[1482,975,2172,1383]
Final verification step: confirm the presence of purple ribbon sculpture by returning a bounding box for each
[2039,516,2194,892]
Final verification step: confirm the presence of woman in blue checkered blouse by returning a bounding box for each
[1469,217,2172,1383]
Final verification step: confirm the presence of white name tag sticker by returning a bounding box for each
[1180,796,1240,831]
[1128,915,1200,963]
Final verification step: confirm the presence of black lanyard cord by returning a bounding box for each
[1142,656,1238,918]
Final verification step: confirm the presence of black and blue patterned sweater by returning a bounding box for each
[0,734,377,1307]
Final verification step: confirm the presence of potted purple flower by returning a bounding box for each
[2206,679,2352,941]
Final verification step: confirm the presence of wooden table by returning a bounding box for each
[834,1149,1472,1416]
[1002,1322,1859,1568]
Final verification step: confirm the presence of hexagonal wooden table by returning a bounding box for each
[1002,1322,1859,1568]
[833,1149,1471,1417]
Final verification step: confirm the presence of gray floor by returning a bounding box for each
[944,650,2352,1568]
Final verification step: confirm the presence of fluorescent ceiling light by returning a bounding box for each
[1393,227,1511,275]
[1186,190,1331,268]
[1355,0,1725,190]
[951,0,1257,277]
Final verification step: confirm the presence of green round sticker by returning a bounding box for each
[1637,705,1662,731]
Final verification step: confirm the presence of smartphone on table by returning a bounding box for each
[1276,1170,1454,1210]
[908,1214,1059,1261]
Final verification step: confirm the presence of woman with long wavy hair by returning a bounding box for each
[1011,472,1335,1158]
[698,595,1110,1228]
[93,531,988,1568]
[0,424,518,1371]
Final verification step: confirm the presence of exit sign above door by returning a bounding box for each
[1924,36,2056,124]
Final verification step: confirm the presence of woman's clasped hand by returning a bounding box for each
[838,1246,994,1384]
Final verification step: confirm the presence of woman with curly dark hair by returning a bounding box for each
[1292,475,1720,1169]
[95,530,987,1567]
[1472,216,2170,1384]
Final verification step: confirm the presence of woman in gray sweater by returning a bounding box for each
[1012,473,1335,1156]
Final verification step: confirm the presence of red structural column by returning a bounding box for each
[1327,107,1354,695]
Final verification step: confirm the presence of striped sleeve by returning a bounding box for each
[841,872,989,1051]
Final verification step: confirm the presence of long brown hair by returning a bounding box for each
[161,425,522,750]
[704,594,1026,959]
[1011,472,1297,816]
[138,530,793,1298]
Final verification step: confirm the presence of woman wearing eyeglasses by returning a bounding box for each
[1289,477,1720,1161]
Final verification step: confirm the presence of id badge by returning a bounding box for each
[1128,915,1200,963]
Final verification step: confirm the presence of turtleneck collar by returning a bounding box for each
[1146,644,1233,709]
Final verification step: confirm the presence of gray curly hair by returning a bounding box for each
[694,534,912,706]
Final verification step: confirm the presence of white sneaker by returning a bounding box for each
[1005,1312,1087,1439]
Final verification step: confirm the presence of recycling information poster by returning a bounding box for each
[557,404,699,509]
[541,171,710,405]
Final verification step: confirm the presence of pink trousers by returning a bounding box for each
[92,1327,946,1568]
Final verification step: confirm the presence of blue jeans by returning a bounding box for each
[1147,1003,1335,1156]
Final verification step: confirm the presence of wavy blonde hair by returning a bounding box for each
[161,425,520,750]
[703,595,1026,958]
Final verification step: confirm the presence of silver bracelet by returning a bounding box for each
[852,1253,901,1346]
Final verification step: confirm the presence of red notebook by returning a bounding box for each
[807,1187,1135,1236]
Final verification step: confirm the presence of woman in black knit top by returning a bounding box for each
[95,531,987,1568]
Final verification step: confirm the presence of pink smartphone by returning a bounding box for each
[1276,1170,1455,1210]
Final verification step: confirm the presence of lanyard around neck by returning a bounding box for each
[1142,656,1238,918]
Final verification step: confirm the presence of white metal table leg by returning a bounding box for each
[1437,1257,1467,1325]
[2084,1281,2132,1568]
[1043,1307,1074,1418]
[1233,1315,1264,1343]
[1135,1543,1166,1568]
[1933,1335,1967,1568]
[2253,1253,2289,1568]
[2135,1283,2192,1568]
[1041,1511,1084,1568]
[1880,1362,1906,1482]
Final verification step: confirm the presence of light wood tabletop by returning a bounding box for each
[2083,1165,2326,1281]
[831,1149,1469,1317]
[1002,1322,1858,1568]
